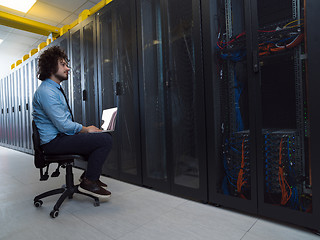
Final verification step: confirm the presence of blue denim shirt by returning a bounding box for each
[32,79,82,145]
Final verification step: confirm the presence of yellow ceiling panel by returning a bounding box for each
[26,1,72,26]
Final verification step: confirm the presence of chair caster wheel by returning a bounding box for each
[50,210,59,218]
[94,201,100,207]
[34,200,43,208]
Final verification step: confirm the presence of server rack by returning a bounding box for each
[69,16,100,171]
[25,60,33,153]
[6,74,9,147]
[97,0,142,184]
[70,16,98,126]
[1,76,5,147]
[203,0,258,213]
[17,67,22,151]
[4,75,8,147]
[16,67,22,151]
[255,0,320,230]
[23,55,38,154]
[6,75,10,147]
[203,0,320,229]
[29,57,40,154]
[70,16,99,128]
[0,78,3,145]
[5,76,10,147]
[96,4,118,178]
[137,0,207,200]
[10,73,16,149]
[2,50,41,154]
[21,65,26,151]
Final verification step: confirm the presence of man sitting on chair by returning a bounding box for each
[32,46,112,200]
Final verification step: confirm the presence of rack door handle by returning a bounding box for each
[83,90,87,101]
[253,50,259,73]
[116,82,122,95]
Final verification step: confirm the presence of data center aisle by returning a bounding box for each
[0,146,318,240]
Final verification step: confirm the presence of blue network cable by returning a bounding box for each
[233,70,244,131]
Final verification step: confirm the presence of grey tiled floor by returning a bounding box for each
[0,146,319,240]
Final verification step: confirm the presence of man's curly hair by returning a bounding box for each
[37,46,69,81]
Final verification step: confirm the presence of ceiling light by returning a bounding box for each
[0,0,37,13]
[0,39,3,45]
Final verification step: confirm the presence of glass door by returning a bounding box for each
[165,0,207,199]
[255,0,320,229]
[82,18,98,126]
[204,0,258,212]
[70,17,98,127]
[138,0,169,191]
[138,0,207,200]
[70,28,83,124]
[97,6,118,177]
[97,0,142,184]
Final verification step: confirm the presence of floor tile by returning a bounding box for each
[176,201,258,232]
[243,219,320,240]
[118,208,247,240]
[0,198,112,240]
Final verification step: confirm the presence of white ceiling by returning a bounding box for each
[0,0,102,78]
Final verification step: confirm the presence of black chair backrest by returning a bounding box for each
[32,120,46,168]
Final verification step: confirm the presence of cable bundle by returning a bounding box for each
[278,138,292,205]
[216,19,304,59]
[258,19,304,56]
[222,133,250,198]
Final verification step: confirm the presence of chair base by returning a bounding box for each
[33,163,100,218]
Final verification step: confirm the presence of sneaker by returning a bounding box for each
[79,171,108,188]
[78,178,111,201]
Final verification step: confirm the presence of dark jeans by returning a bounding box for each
[42,132,112,181]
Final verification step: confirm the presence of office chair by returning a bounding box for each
[32,121,100,218]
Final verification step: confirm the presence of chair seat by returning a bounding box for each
[44,154,86,163]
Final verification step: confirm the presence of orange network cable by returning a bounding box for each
[237,138,247,199]
[259,34,304,56]
[278,138,292,205]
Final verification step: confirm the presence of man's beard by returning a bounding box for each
[54,72,68,82]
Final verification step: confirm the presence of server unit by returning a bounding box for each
[203,0,258,213]
[203,0,320,229]
[136,0,207,200]
[256,0,316,228]
[96,0,142,184]
[70,16,99,127]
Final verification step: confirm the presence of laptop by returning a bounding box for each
[98,107,118,132]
